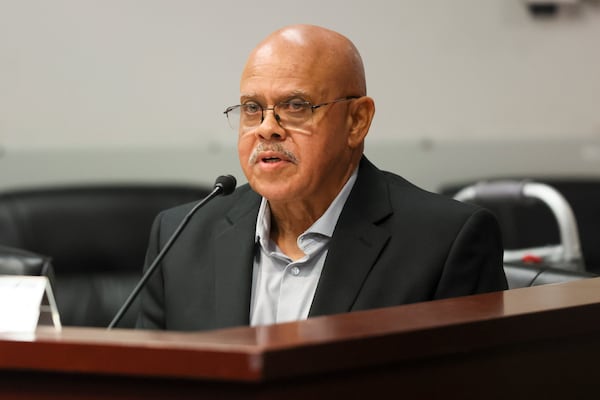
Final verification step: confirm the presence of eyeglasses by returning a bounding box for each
[223,96,360,132]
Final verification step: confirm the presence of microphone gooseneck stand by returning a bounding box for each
[107,175,236,329]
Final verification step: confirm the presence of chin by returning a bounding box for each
[250,180,300,202]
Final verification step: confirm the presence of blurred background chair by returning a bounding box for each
[441,178,600,274]
[442,178,599,288]
[0,244,55,283]
[0,184,210,328]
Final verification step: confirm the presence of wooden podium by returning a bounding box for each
[2,278,600,399]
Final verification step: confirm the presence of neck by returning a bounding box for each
[266,159,360,260]
[269,200,323,261]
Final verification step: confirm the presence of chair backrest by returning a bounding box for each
[0,244,56,294]
[0,184,211,328]
[440,178,600,274]
[0,244,53,276]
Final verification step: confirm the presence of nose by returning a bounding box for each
[256,108,286,140]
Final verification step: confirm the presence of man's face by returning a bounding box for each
[237,41,355,205]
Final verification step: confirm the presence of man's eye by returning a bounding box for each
[282,101,309,112]
[243,104,261,114]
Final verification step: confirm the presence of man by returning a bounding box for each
[137,24,507,331]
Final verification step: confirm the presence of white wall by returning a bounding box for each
[1,0,599,191]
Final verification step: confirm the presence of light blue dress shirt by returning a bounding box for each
[250,169,358,326]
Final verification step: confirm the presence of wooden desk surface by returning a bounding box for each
[2,278,600,398]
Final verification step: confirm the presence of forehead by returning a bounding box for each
[240,40,339,100]
[241,66,323,101]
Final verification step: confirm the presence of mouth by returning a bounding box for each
[248,144,298,166]
[262,156,283,163]
[253,150,295,165]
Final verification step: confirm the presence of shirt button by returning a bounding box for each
[290,266,300,276]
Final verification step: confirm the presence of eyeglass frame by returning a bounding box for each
[223,96,361,131]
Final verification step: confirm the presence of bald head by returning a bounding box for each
[242,24,367,97]
[236,24,376,214]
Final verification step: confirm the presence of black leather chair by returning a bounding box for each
[443,179,599,289]
[440,178,600,274]
[0,184,210,328]
[0,244,55,287]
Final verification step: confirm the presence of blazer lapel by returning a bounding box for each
[214,189,261,329]
[309,157,392,317]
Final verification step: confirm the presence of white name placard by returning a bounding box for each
[0,275,62,333]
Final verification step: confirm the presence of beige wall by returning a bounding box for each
[1,0,599,191]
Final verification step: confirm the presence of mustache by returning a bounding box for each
[248,143,298,165]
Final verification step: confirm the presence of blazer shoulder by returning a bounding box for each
[382,169,484,216]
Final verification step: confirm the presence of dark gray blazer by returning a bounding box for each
[137,157,507,331]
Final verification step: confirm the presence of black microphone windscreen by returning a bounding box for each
[214,175,237,195]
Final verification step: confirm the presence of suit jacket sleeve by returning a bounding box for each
[434,207,507,299]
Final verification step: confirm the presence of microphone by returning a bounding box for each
[107,174,237,329]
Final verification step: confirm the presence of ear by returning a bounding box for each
[347,96,375,149]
